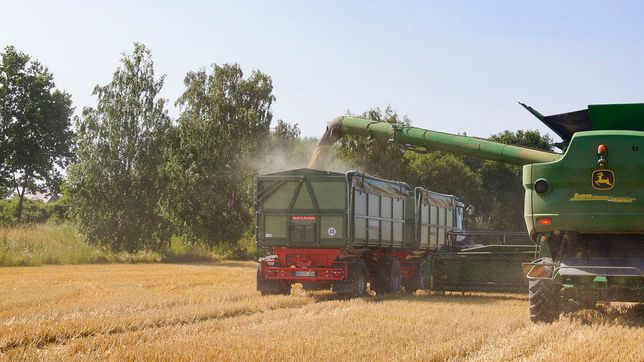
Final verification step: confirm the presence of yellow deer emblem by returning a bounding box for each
[592,169,615,190]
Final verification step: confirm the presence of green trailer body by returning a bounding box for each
[414,187,464,251]
[313,103,644,322]
[256,169,351,249]
[256,169,464,252]
[256,168,414,250]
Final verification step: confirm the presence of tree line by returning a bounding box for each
[0,43,552,251]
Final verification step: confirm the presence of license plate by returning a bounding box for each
[294,271,316,277]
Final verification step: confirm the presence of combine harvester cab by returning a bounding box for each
[255,168,462,297]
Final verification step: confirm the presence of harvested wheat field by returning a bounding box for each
[1,262,642,361]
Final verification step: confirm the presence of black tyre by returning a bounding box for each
[256,263,263,290]
[333,261,367,297]
[260,283,291,296]
[371,256,401,294]
[278,283,292,295]
[528,279,561,323]
[368,263,383,292]
[302,282,324,291]
[580,298,597,309]
[403,263,424,293]
[350,261,367,297]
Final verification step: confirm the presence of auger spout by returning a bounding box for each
[307,116,344,169]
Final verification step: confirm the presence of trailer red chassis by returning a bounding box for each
[257,247,426,296]
[261,265,348,281]
[259,248,347,281]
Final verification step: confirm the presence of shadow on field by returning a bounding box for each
[213,261,256,269]
[171,260,256,268]
[365,291,526,305]
[292,286,644,327]
[299,288,527,305]
[565,303,644,327]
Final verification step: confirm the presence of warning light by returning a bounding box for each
[536,217,552,225]
[597,144,607,155]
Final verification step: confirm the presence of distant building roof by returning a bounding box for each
[23,192,60,203]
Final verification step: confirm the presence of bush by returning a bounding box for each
[0,223,107,266]
[0,224,238,266]
[0,197,70,226]
[0,199,13,225]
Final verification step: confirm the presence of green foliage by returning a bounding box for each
[405,151,481,205]
[469,161,521,230]
[273,119,301,145]
[67,43,171,251]
[0,224,222,266]
[0,223,104,266]
[164,63,275,246]
[0,46,74,221]
[157,236,214,263]
[489,130,553,151]
[470,129,553,230]
[0,197,68,225]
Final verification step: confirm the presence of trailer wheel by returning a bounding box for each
[260,282,292,296]
[372,256,401,294]
[350,261,367,297]
[302,282,324,291]
[333,261,367,297]
[404,264,424,293]
[528,279,561,323]
[278,283,292,295]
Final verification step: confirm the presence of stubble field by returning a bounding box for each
[1,262,642,361]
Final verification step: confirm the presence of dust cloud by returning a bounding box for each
[250,140,352,175]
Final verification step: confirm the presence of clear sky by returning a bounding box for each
[2,1,644,141]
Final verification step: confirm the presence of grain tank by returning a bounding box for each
[311,103,644,322]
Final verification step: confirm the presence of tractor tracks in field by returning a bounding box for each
[0,295,320,353]
[0,292,440,353]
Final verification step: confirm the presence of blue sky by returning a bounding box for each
[2,1,644,141]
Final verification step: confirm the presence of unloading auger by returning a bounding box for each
[308,114,561,169]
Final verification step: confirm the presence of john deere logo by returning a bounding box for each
[592,169,615,190]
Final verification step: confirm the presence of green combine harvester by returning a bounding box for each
[310,103,644,323]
